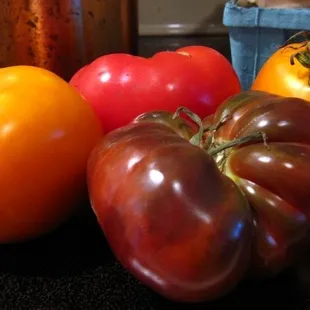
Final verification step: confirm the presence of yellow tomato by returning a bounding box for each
[0,66,103,243]
[252,42,310,100]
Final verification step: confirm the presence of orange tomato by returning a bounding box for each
[0,66,103,243]
[252,42,310,100]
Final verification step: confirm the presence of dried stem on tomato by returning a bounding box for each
[280,31,310,84]
[173,106,204,147]
[171,106,269,167]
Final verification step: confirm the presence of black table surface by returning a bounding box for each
[1,208,310,310]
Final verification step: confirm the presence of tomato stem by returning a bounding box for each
[281,31,310,48]
[281,31,310,76]
[203,115,232,149]
[291,48,310,69]
[172,107,269,158]
[172,107,204,147]
[208,132,269,157]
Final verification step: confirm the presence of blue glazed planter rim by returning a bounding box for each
[223,1,310,30]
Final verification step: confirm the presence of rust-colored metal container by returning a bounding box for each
[0,0,138,81]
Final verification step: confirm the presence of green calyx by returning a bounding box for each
[172,106,269,159]
[281,31,310,71]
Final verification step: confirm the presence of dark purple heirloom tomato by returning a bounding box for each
[87,90,310,303]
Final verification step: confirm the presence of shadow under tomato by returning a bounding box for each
[145,270,303,310]
[0,204,307,309]
[0,205,307,309]
[0,204,114,277]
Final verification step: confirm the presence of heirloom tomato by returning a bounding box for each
[70,45,241,133]
[87,90,310,303]
[203,90,310,278]
[0,66,103,243]
[252,31,310,100]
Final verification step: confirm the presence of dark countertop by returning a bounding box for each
[1,207,310,310]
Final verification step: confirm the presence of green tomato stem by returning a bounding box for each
[280,31,310,76]
[172,106,269,160]
[291,48,310,69]
[172,106,204,147]
[208,131,269,157]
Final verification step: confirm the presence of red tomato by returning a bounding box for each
[70,46,241,133]
[87,91,310,303]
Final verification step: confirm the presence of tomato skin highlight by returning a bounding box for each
[70,45,241,133]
